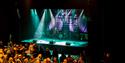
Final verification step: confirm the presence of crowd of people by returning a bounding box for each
[0,41,85,63]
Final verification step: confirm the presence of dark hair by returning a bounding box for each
[68,54,71,57]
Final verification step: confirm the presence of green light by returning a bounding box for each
[72,9,76,17]
[31,9,40,30]
[34,9,46,38]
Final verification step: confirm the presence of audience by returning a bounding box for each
[0,41,85,63]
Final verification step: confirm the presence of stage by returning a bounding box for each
[21,38,88,47]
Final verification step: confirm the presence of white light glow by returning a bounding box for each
[34,9,46,38]
[37,40,49,44]
[58,54,62,58]
[55,42,66,46]
[49,9,56,30]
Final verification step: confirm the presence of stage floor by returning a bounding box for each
[21,38,88,47]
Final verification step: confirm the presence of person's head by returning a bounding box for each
[46,48,49,51]
[0,49,4,58]
[3,54,7,59]
[53,56,57,62]
[43,58,47,63]
[9,57,13,62]
[63,59,67,63]
[18,54,23,59]
[0,49,3,52]
[37,53,42,58]
[46,57,51,62]
[24,58,29,63]
[68,54,71,57]
[73,60,77,63]
[13,47,17,50]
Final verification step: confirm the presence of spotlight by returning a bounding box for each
[34,9,46,38]
[49,9,56,30]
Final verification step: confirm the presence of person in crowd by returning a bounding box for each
[29,43,35,54]
[60,53,66,63]
[53,56,58,63]
[39,46,44,57]
[43,57,51,63]
[43,58,47,63]
[73,60,78,63]
[78,53,85,63]
[13,45,18,54]
[0,49,4,63]
[3,47,7,54]
[3,54,8,63]
[25,48,31,57]
[45,48,51,58]
[66,54,73,63]
[8,57,15,63]
[46,57,51,63]
[29,54,36,63]
[52,47,58,58]
[62,59,67,63]
[19,44,25,54]
[24,57,29,63]
[14,54,23,63]
[78,57,84,63]
[35,53,42,63]
[33,44,38,53]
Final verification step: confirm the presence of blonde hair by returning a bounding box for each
[63,59,67,63]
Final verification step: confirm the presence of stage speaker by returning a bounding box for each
[50,41,54,44]
[33,40,37,43]
[66,43,70,46]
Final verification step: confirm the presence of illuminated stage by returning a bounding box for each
[21,9,88,47]
[21,38,88,47]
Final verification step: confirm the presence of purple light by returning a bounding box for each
[56,17,63,31]
[84,27,87,32]
[49,19,55,30]
[80,26,85,32]
[69,24,74,32]
[49,9,56,30]
[78,10,87,33]
[79,24,87,32]
[69,20,74,32]
[79,23,86,32]
[49,22,53,30]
